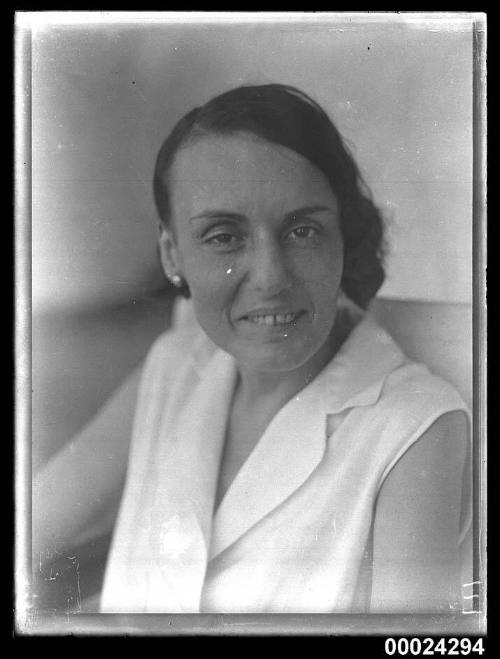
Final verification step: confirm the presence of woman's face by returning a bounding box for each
[160,132,344,374]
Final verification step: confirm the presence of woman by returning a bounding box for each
[33,84,471,614]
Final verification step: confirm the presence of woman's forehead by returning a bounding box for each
[167,132,335,212]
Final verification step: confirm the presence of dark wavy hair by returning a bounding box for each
[153,84,385,309]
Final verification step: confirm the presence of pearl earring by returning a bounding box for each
[169,274,184,288]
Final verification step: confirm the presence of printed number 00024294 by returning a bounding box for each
[384,638,485,656]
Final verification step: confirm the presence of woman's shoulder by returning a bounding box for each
[352,328,471,493]
[332,312,470,471]
[375,357,469,429]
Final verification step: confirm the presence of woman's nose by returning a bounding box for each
[248,239,293,295]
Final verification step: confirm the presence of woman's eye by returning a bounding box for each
[204,232,243,250]
[288,225,320,242]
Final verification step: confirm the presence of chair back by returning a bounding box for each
[370,297,473,410]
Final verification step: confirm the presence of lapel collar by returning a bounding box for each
[145,344,237,611]
[322,314,408,414]
[209,373,328,561]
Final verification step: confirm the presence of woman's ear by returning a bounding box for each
[158,225,183,280]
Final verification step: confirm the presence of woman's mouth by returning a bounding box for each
[242,310,305,327]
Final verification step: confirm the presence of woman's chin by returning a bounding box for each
[234,340,320,375]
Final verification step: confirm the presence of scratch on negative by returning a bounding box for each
[75,559,82,613]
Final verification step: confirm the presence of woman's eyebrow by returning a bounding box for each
[284,205,335,221]
[189,210,246,223]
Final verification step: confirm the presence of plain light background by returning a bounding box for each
[31,14,473,313]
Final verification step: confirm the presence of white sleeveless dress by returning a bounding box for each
[100,299,471,613]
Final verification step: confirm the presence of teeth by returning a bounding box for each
[248,312,298,326]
